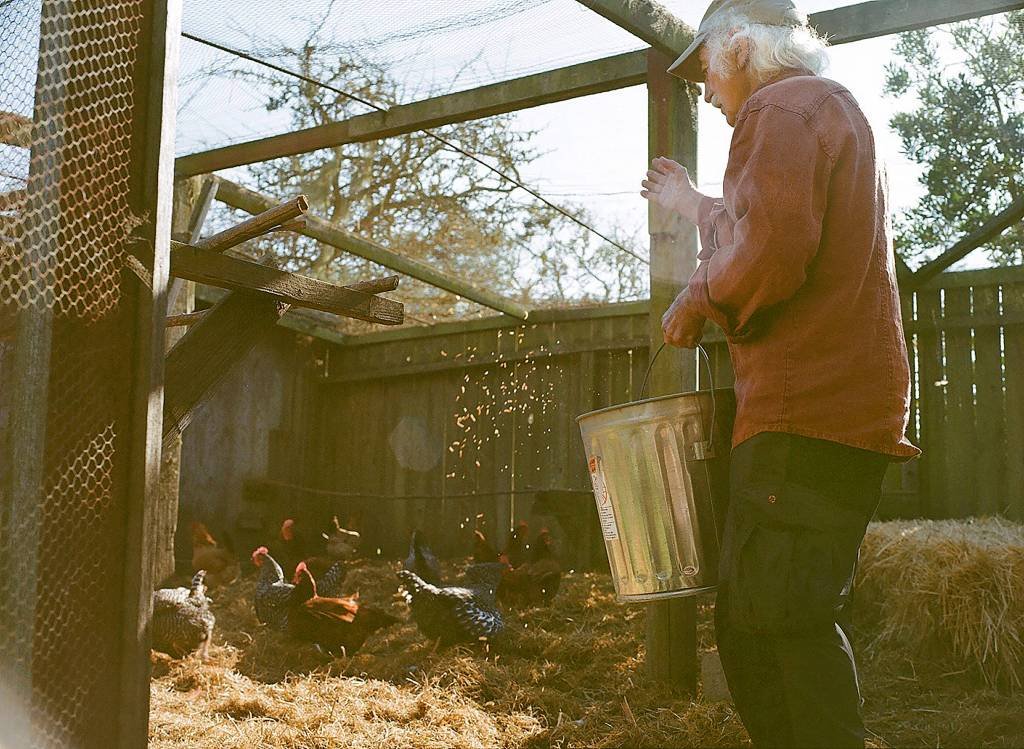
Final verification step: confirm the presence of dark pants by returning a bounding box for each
[715,432,889,749]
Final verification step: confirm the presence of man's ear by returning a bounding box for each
[731,35,751,70]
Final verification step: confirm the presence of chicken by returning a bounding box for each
[472,514,501,563]
[152,570,216,659]
[397,562,505,646]
[315,558,348,598]
[323,515,361,560]
[498,528,562,607]
[403,529,442,586]
[278,516,360,580]
[504,520,530,568]
[288,562,399,656]
[191,521,240,589]
[251,546,295,631]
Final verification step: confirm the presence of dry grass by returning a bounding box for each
[856,517,1024,689]
[151,522,1024,748]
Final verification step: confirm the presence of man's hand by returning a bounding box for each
[641,157,704,224]
[662,288,706,348]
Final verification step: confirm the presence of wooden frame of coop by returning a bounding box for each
[1,0,1023,746]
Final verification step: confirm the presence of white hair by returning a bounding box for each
[704,13,830,83]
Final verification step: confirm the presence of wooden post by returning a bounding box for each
[155,176,205,582]
[117,0,182,744]
[645,48,700,695]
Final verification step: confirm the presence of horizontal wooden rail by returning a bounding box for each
[325,335,650,383]
[175,50,648,177]
[811,0,1024,45]
[215,179,530,320]
[170,240,404,325]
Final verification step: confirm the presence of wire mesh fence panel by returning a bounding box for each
[0,1,153,746]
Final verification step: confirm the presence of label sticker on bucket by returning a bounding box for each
[589,456,619,540]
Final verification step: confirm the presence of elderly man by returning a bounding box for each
[641,1,919,747]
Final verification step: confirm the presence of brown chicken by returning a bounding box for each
[472,514,501,563]
[497,528,562,607]
[288,562,399,657]
[190,521,240,589]
[278,516,361,580]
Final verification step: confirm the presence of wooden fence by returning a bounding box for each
[208,264,1024,567]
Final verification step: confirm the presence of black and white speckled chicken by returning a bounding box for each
[403,529,442,586]
[152,570,215,659]
[397,562,505,645]
[251,546,295,631]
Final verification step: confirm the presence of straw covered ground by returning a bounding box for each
[150,519,1024,748]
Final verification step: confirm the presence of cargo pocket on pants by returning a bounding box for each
[727,483,861,636]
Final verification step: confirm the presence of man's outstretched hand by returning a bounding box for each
[662,288,706,348]
[641,157,703,224]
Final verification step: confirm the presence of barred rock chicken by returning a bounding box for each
[288,562,399,656]
[403,529,442,586]
[498,528,562,607]
[397,562,505,645]
[151,570,215,659]
[251,546,295,631]
[190,521,240,589]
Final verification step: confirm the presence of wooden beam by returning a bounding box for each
[163,292,287,443]
[908,195,1024,289]
[170,240,404,325]
[195,193,307,253]
[166,310,208,327]
[119,0,180,744]
[174,50,648,177]
[185,175,218,242]
[811,0,1024,45]
[645,48,699,696]
[576,0,694,58]
[215,179,531,320]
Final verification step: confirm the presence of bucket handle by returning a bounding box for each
[639,341,719,460]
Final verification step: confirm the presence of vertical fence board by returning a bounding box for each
[1002,284,1024,520]
[971,284,1004,516]
[915,289,947,517]
[941,287,975,517]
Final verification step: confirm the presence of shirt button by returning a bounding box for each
[767,494,777,504]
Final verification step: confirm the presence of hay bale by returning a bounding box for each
[856,518,1024,689]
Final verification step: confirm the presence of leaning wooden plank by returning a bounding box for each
[170,241,403,324]
[215,179,530,320]
[174,50,648,177]
[347,275,400,294]
[811,0,1024,45]
[166,310,208,327]
[195,193,308,253]
[195,283,352,344]
[0,111,31,148]
[163,292,287,443]
[575,0,694,58]
[909,195,1024,288]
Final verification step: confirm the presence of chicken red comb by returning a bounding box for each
[292,560,310,585]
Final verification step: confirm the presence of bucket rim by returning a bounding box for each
[576,387,734,424]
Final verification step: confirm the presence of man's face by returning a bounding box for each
[699,43,753,127]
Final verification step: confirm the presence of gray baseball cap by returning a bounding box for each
[667,0,806,81]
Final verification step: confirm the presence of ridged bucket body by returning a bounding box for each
[577,389,735,602]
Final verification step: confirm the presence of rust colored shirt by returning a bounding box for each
[687,70,920,460]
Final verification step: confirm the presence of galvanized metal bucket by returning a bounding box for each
[577,346,735,602]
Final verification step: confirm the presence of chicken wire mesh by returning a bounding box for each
[0,0,148,746]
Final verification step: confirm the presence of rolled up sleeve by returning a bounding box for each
[688,105,833,340]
